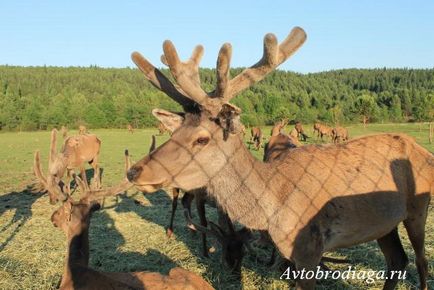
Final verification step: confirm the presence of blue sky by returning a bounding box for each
[0,0,433,73]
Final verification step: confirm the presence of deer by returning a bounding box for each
[127,124,134,134]
[157,122,171,135]
[51,175,213,290]
[61,126,68,139]
[147,134,249,270]
[294,121,308,141]
[33,129,101,204]
[270,119,288,137]
[78,125,87,135]
[331,126,349,143]
[127,27,434,289]
[313,121,333,142]
[250,127,262,150]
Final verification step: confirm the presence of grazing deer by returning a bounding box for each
[271,119,288,137]
[294,121,308,141]
[51,178,213,290]
[61,126,68,139]
[128,27,434,289]
[157,122,171,135]
[313,122,333,141]
[78,125,87,135]
[33,129,101,204]
[127,124,134,134]
[250,127,262,150]
[331,126,349,143]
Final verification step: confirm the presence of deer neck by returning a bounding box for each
[207,135,274,230]
[61,226,89,286]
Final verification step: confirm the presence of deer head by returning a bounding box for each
[127,27,306,192]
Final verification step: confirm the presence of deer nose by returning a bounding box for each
[127,166,143,182]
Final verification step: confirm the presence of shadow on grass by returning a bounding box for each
[89,210,178,274]
[0,188,43,251]
[112,191,285,290]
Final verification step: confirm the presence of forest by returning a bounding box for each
[0,65,433,130]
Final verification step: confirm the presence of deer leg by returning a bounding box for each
[404,210,429,290]
[79,166,90,191]
[167,188,180,238]
[89,156,100,189]
[196,195,208,257]
[182,192,196,231]
[377,227,408,290]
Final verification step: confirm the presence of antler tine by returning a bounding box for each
[215,43,232,99]
[149,135,156,153]
[225,27,306,101]
[124,149,131,177]
[34,151,48,187]
[49,129,58,164]
[131,52,198,112]
[163,41,209,107]
[72,173,88,196]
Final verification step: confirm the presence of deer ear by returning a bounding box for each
[152,109,184,133]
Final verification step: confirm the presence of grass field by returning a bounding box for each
[0,123,433,290]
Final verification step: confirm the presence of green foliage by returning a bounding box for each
[0,66,433,131]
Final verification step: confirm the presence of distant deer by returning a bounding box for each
[271,119,288,136]
[331,126,349,143]
[51,180,213,290]
[157,122,170,135]
[313,122,333,141]
[33,129,101,204]
[128,27,434,289]
[127,124,134,134]
[78,125,87,135]
[61,126,68,139]
[294,121,308,141]
[250,127,262,150]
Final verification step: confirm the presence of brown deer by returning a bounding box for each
[78,125,87,135]
[61,126,68,139]
[51,177,213,290]
[157,122,171,135]
[128,28,434,289]
[33,129,101,204]
[331,126,349,143]
[127,124,134,134]
[271,119,288,137]
[313,122,333,141]
[294,121,308,141]
[250,127,262,150]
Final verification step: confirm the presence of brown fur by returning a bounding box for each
[33,129,101,204]
[78,125,87,135]
[129,28,434,289]
[127,124,134,134]
[313,122,333,141]
[157,122,171,135]
[61,126,68,139]
[332,126,349,143]
[250,127,262,150]
[271,119,288,137]
[51,198,213,290]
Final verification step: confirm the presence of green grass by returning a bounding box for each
[0,123,433,290]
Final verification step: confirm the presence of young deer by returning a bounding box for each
[128,27,434,289]
[127,124,134,134]
[33,129,101,203]
[51,177,213,290]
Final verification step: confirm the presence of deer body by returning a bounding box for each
[332,126,349,143]
[250,127,262,150]
[128,28,433,288]
[313,122,333,141]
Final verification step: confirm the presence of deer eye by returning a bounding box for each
[194,137,210,146]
